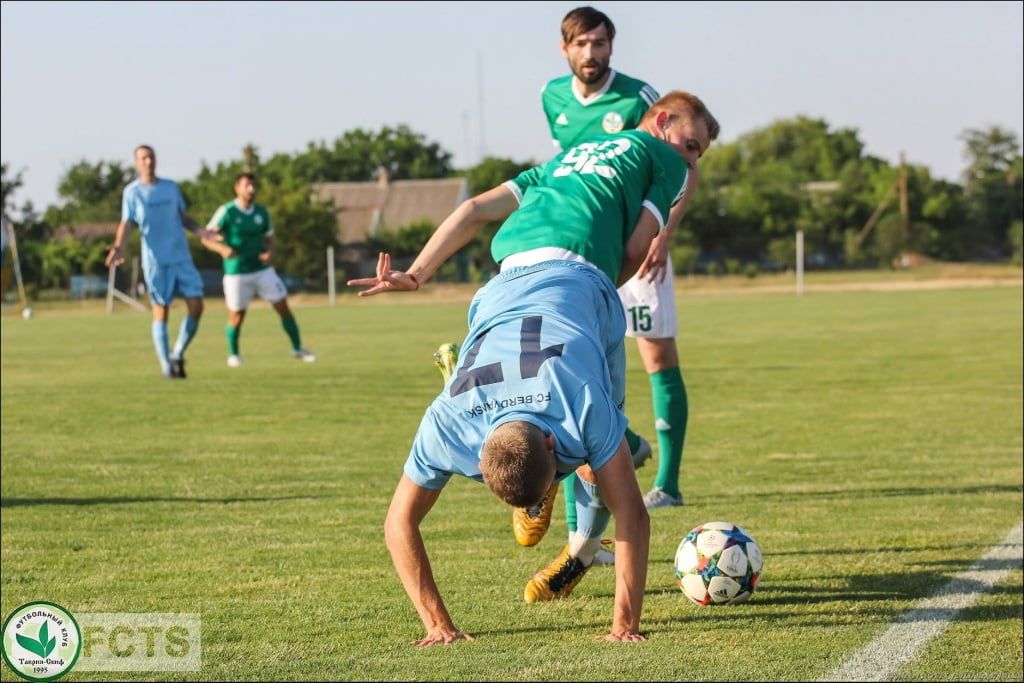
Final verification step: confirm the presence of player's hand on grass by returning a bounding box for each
[412,626,475,648]
[105,244,125,268]
[347,252,420,296]
[637,230,670,284]
[598,630,646,643]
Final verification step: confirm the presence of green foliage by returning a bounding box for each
[366,220,436,258]
[47,159,134,225]
[1010,220,1023,266]
[960,127,1024,257]
[671,244,699,274]
[10,118,1023,296]
[460,156,536,195]
[289,125,453,184]
[20,238,111,289]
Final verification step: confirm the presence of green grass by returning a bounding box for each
[1,283,1022,681]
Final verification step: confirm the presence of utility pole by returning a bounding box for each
[898,152,909,235]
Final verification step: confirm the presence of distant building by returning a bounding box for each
[311,169,468,248]
[52,222,119,241]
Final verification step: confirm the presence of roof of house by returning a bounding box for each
[311,176,468,245]
[52,222,120,241]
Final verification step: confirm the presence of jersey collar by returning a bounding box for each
[571,68,617,107]
[232,199,256,216]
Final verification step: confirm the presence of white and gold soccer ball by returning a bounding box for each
[674,521,763,605]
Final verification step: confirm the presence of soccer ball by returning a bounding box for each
[674,521,763,605]
[22,307,33,319]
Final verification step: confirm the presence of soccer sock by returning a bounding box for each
[226,325,240,356]
[570,477,610,566]
[624,427,641,455]
[562,474,578,534]
[151,321,171,375]
[650,367,688,498]
[281,316,302,351]
[171,316,199,360]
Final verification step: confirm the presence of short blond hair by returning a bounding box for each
[641,90,720,142]
[480,421,554,507]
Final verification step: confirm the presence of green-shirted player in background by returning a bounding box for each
[537,7,714,545]
[202,173,315,367]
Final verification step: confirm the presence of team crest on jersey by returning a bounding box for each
[255,215,263,225]
[555,113,569,126]
[602,111,624,133]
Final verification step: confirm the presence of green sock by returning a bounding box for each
[281,316,302,351]
[651,367,688,498]
[562,473,577,534]
[624,428,641,454]
[226,325,240,356]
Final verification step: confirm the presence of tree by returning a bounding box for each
[959,126,1024,258]
[2,163,52,242]
[289,125,453,184]
[2,163,23,216]
[44,159,135,227]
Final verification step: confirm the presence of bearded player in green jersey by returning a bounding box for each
[202,173,315,367]
[541,7,712,537]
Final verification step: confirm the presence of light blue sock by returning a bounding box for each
[573,477,611,543]
[171,316,199,360]
[151,321,171,375]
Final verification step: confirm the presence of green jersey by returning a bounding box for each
[542,69,660,152]
[494,129,687,285]
[207,201,274,275]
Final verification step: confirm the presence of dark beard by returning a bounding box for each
[574,61,609,85]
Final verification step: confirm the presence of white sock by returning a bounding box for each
[569,532,602,567]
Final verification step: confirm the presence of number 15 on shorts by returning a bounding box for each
[628,305,652,333]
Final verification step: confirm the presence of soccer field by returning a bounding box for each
[1,284,1022,681]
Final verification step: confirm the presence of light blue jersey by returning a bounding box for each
[405,260,628,491]
[121,178,192,272]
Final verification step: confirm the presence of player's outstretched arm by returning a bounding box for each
[347,185,518,296]
[385,475,474,647]
[591,440,651,642]
[181,210,219,241]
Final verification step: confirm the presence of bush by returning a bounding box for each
[1010,220,1023,267]
[671,245,699,275]
[706,261,722,277]
[725,258,743,275]
[743,263,759,278]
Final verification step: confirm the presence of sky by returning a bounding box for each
[2,0,1022,213]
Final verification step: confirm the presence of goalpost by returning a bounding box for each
[105,251,147,314]
[2,216,31,316]
[795,230,804,296]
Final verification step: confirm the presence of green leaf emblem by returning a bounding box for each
[16,620,56,658]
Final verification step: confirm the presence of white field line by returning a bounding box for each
[822,521,1024,682]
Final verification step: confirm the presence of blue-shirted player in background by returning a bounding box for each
[106,145,216,379]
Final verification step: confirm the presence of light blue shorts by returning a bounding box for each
[144,260,204,306]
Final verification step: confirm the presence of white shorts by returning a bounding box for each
[618,255,677,338]
[223,267,288,311]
